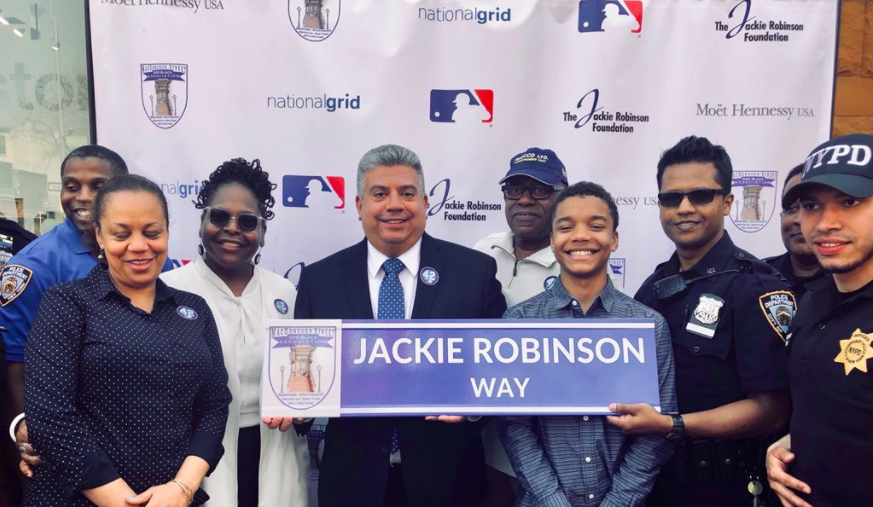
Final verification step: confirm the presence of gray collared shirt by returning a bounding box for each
[499,277,677,507]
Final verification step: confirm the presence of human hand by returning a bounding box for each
[767,436,812,507]
[424,415,465,423]
[605,403,672,435]
[125,482,190,507]
[15,419,41,478]
[262,416,308,432]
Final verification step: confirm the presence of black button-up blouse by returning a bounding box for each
[24,264,231,507]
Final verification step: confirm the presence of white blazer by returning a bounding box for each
[162,258,310,507]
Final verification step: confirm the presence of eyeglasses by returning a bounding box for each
[657,188,726,208]
[205,207,264,232]
[502,184,565,200]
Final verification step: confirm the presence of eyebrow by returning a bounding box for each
[589,214,608,222]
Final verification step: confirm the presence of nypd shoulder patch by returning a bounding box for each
[0,264,33,307]
[759,290,797,342]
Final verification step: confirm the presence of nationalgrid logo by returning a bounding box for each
[418,6,511,25]
[429,89,494,124]
[282,175,345,210]
[578,0,643,34]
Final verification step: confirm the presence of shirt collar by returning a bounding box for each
[193,256,260,300]
[490,232,556,268]
[90,262,177,304]
[547,274,617,314]
[367,237,422,279]
[664,230,735,278]
[58,219,93,255]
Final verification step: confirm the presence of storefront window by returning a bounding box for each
[0,0,91,235]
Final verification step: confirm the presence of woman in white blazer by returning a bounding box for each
[162,158,309,507]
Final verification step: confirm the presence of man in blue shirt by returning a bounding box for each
[1,145,134,475]
[499,181,677,506]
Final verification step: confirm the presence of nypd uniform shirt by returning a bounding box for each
[635,232,794,414]
[0,217,37,269]
[763,252,825,301]
[24,264,230,507]
[786,276,873,507]
[0,219,173,364]
[0,219,97,364]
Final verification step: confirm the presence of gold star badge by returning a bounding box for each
[835,329,873,375]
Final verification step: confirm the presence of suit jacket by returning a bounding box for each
[294,233,507,507]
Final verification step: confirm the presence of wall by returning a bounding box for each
[834,0,873,135]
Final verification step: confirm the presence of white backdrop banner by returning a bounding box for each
[88,0,838,295]
[88,0,838,503]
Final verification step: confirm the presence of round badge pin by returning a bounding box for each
[544,276,558,290]
[274,298,289,315]
[177,306,198,320]
[420,267,439,286]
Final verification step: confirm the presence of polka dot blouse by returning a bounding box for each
[23,264,231,507]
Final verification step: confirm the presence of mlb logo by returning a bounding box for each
[429,89,494,124]
[578,1,643,34]
[608,258,626,288]
[283,176,345,209]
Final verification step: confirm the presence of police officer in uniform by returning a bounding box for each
[763,164,824,300]
[767,134,873,507]
[608,136,793,507]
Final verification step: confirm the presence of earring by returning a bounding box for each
[97,249,105,260]
[254,253,261,265]
[198,244,205,256]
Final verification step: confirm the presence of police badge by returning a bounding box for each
[758,291,797,341]
[686,294,725,338]
[0,264,33,307]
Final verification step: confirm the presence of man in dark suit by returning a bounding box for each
[295,144,507,507]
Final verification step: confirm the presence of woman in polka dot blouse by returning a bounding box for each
[23,175,231,507]
[162,159,310,507]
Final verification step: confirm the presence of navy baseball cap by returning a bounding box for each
[783,133,873,207]
[499,148,568,187]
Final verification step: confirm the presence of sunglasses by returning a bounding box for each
[657,188,726,208]
[502,184,565,200]
[205,207,264,232]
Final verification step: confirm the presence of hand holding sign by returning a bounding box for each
[606,402,672,435]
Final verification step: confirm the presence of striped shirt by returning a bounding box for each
[499,276,677,507]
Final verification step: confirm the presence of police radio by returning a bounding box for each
[652,268,745,299]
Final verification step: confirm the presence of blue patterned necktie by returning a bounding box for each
[378,258,404,455]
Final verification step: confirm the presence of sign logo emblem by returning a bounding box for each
[282,176,345,209]
[0,265,32,307]
[730,171,778,233]
[141,64,188,129]
[578,0,643,34]
[288,0,341,42]
[430,89,494,124]
[177,306,199,320]
[608,258,626,288]
[269,324,337,409]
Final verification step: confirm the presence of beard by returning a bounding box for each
[820,243,873,274]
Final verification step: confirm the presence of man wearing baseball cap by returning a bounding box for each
[473,147,568,505]
[767,133,873,507]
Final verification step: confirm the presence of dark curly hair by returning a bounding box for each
[194,158,276,220]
